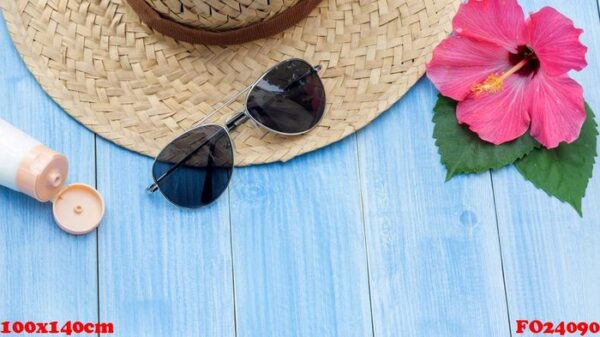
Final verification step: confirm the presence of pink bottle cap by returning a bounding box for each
[52,183,105,235]
[17,145,104,235]
[17,144,69,202]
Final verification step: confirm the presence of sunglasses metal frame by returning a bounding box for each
[240,59,324,137]
[147,59,325,206]
[150,123,234,208]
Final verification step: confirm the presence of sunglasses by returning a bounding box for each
[147,59,326,208]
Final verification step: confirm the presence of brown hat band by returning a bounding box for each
[126,0,323,45]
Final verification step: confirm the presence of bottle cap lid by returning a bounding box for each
[52,183,104,235]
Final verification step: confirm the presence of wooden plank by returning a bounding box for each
[356,79,510,337]
[95,141,235,336]
[229,138,373,337]
[493,0,600,328]
[0,16,98,324]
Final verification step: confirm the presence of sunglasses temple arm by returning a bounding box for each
[147,182,160,192]
[200,143,217,202]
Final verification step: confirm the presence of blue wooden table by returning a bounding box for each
[1,1,599,336]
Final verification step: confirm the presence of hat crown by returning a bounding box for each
[144,0,301,31]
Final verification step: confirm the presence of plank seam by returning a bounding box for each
[227,188,239,337]
[353,133,376,337]
[94,135,101,337]
[489,171,514,337]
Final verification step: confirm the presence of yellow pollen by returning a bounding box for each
[471,58,531,97]
[471,73,503,96]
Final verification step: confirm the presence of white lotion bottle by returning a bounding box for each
[0,117,104,235]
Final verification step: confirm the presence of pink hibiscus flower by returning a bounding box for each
[426,0,587,148]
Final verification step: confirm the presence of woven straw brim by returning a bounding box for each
[0,0,459,166]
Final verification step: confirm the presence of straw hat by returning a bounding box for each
[0,0,459,165]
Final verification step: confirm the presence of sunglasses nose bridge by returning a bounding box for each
[225,111,250,131]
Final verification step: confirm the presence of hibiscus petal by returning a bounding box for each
[528,72,585,148]
[457,75,531,144]
[427,35,510,101]
[526,7,587,76]
[452,0,527,53]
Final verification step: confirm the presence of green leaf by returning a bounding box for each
[432,95,538,180]
[515,103,598,216]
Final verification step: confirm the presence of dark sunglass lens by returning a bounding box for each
[152,125,233,208]
[247,59,326,134]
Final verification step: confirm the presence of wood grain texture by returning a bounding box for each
[492,0,600,328]
[2,0,600,336]
[356,79,510,337]
[95,142,235,337]
[228,138,373,337]
[0,17,97,323]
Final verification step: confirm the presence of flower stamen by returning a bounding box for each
[471,58,531,96]
[471,73,503,96]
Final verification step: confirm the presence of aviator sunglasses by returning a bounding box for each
[147,59,326,208]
